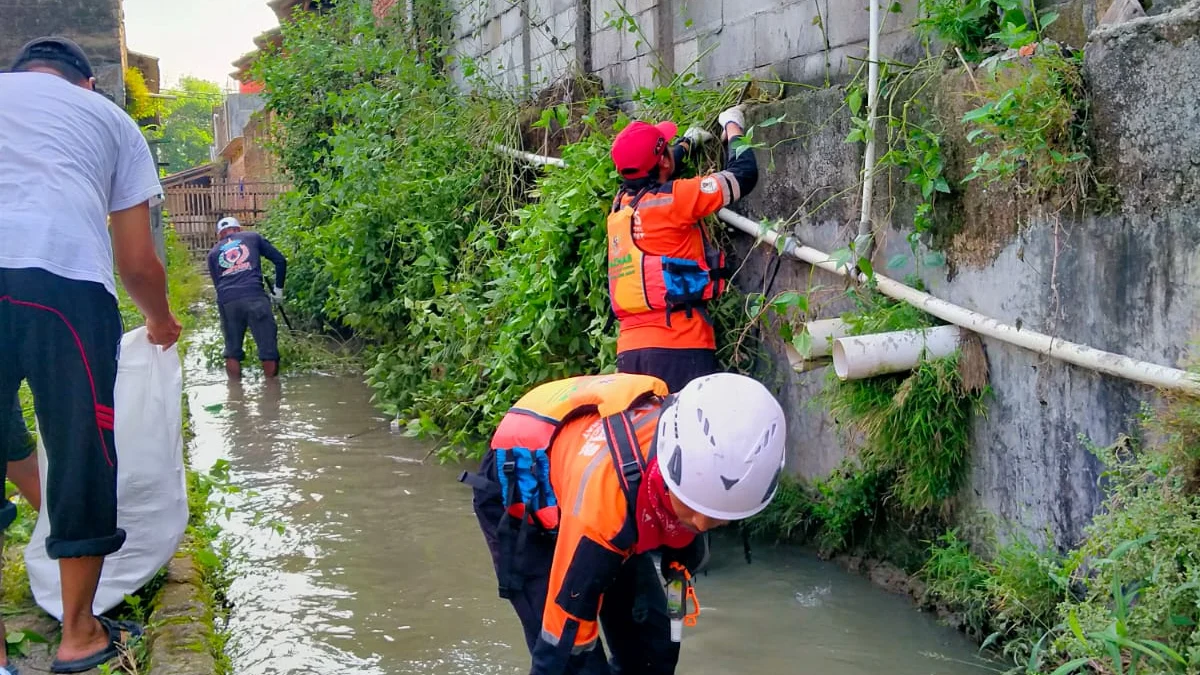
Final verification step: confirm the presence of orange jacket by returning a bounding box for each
[531,404,664,672]
[611,139,758,354]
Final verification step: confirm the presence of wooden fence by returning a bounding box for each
[165,180,290,253]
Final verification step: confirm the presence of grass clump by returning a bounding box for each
[913,389,1200,674]
[748,289,987,556]
[921,529,1066,658]
[825,290,988,514]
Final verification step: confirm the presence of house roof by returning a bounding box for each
[218,136,246,162]
[161,162,219,188]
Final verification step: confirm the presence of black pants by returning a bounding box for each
[0,268,125,558]
[4,393,35,462]
[616,347,720,393]
[219,294,279,362]
[471,451,680,674]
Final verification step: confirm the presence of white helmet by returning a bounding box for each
[657,373,787,521]
[216,216,241,234]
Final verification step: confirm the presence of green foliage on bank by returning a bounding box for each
[918,392,1200,674]
[253,1,748,458]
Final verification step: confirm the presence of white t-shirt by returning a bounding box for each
[0,72,163,298]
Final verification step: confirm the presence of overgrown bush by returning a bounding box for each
[915,391,1200,674]
[917,0,1059,61]
[963,46,1090,199]
[254,1,742,457]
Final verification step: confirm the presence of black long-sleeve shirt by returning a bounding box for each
[206,230,287,305]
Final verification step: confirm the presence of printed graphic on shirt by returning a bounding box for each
[218,238,253,277]
[700,176,719,194]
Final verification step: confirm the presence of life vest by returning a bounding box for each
[460,373,669,599]
[606,189,729,327]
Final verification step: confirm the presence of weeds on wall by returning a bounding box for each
[914,388,1200,674]
[825,290,987,511]
[748,289,987,555]
[839,0,1096,272]
[920,0,1093,205]
[961,46,1091,206]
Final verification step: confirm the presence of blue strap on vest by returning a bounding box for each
[495,447,557,515]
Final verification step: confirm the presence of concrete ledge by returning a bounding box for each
[146,554,218,675]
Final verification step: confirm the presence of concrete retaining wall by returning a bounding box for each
[446,0,926,94]
[730,1,1200,549]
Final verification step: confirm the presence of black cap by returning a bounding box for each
[10,37,95,79]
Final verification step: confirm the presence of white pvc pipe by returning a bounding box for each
[492,142,566,168]
[488,142,1200,395]
[717,208,1200,395]
[783,344,829,373]
[833,325,962,380]
[803,318,853,358]
[858,0,881,246]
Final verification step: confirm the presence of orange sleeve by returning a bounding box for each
[531,510,628,673]
[672,171,742,222]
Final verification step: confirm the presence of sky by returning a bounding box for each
[123,0,280,91]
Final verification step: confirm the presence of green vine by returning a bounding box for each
[254,1,752,459]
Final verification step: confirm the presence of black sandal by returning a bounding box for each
[49,616,143,674]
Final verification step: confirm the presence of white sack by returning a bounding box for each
[25,327,188,620]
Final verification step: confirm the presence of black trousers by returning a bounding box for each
[471,450,681,674]
[616,347,720,393]
[0,268,125,558]
[3,392,35,462]
[219,294,279,362]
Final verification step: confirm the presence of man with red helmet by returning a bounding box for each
[606,106,758,393]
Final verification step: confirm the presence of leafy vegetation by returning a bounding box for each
[917,0,1091,203]
[143,77,222,175]
[254,1,749,458]
[963,46,1091,201]
[124,67,156,122]
[839,0,1095,272]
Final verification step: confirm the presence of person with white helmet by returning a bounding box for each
[206,217,288,380]
[465,371,785,675]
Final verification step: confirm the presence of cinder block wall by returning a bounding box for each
[446,0,922,94]
[444,0,1190,97]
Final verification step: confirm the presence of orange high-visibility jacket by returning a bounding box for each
[490,374,672,673]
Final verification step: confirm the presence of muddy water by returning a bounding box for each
[187,369,994,675]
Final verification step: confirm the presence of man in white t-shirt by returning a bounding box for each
[0,37,182,675]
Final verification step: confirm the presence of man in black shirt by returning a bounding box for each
[206,217,288,380]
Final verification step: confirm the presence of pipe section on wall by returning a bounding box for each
[716,207,1200,395]
[832,325,963,380]
[804,318,853,358]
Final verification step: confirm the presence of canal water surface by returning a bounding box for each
[186,367,995,675]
